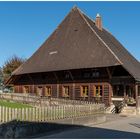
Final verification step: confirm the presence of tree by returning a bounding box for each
[2,55,26,82]
[0,67,3,91]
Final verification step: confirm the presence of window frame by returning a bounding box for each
[23,86,30,93]
[93,85,103,97]
[62,86,70,97]
[80,85,89,97]
[45,86,52,97]
[37,86,43,96]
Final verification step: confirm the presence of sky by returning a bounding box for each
[0,1,140,67]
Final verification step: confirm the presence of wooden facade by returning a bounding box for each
[14,82,112,106]
[11,66,140,106]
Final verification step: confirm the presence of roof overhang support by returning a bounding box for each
[53,72,59,82]
[106,67,116,80]
[68,70,74,81]
[106,67,112,80]
[27,74,34,84]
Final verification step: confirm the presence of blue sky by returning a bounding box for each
[0,1,140,67]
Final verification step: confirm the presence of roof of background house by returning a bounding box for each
[12,6,140,81]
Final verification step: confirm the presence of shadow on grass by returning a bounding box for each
[0,120,140,139]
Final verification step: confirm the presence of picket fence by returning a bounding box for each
[0,104,104,123]
[0,93,96,106]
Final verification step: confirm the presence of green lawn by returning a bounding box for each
[0,99,32,108]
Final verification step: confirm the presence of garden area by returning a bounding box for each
[0,99,32,108]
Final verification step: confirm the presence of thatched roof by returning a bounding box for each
[12,7,140,81]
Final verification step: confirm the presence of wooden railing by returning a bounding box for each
[0,104,105,123]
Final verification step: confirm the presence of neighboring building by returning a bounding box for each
[7,7,140,106]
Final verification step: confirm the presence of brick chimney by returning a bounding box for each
[95,13,102,31]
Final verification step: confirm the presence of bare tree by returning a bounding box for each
[2,55,26,82]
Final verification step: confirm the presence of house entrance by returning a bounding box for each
[113,85,134,98]
[113,85,124,97]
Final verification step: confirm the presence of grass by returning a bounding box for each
[0,99,32,108]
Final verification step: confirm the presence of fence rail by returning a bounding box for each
[0,104,105,123]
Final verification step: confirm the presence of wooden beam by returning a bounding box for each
[27,74,34,84]
[123,85,126,99]
[68,71,74,81]
[11,75,21,85]
[135,84,138,108]
[110,67,115,76]
[53,72,59,82]
[72,83,75,100]
[106,67,112,79]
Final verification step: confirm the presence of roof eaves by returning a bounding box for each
[103,28,140,80]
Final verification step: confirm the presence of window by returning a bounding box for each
[23,86,29,93]
[92,72,99,78]
[94,85,102,97]
[63,86,70,97]
[81,86,89,97]
[84,72,90,78]
[45,86,51,97]
[37,87,43,96]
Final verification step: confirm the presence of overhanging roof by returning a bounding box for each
[12,7,140,81]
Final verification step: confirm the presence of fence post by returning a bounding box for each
[0,106,1,122]
[32,108,35,122]
[8,107,11,122]
[12,108,14,121]
[60,106,62,119]
[21,108,24,121]
[57,106,60,119]
[78,105,80,117]
[39,107,42,122]
[5,107,8,122]
[2,107,5,122]
[74,106,76,117]
[45,107,48,121]
[56,106,59,120]
[42,107,45,122]
[62,106,64,119]
[15,108,18,121]
[37,108,39,122]
[50,106,53,120]
[52,106,54,120]
[29,108,31,121]
[19,108,21,121]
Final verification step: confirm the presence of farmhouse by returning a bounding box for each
[7,7,140,106]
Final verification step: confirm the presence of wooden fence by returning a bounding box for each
[0,93,96,106]
[0,104,105,123]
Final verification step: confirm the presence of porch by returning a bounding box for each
[111,84,140,106]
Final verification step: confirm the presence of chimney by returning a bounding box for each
[95,13,102,31]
